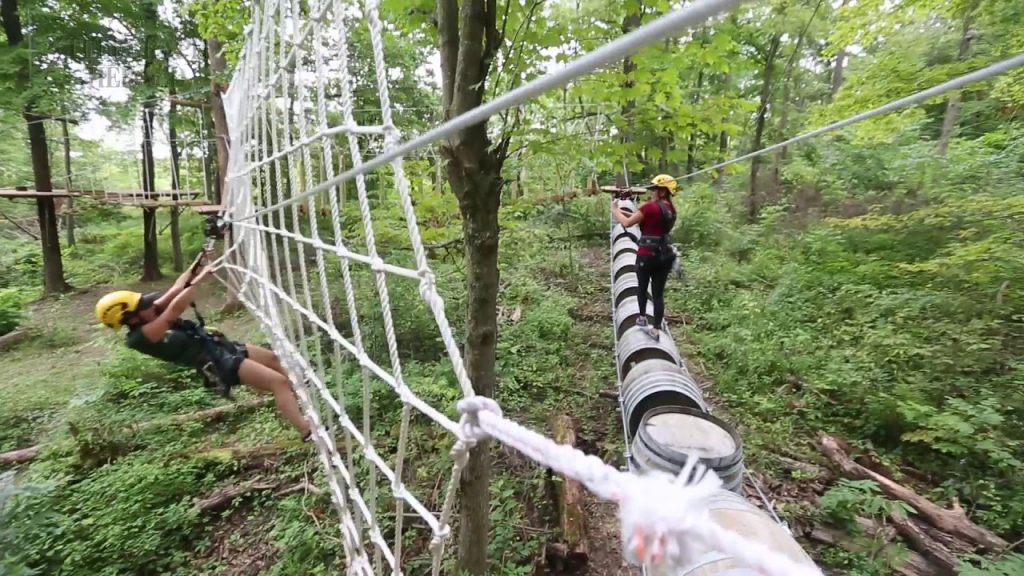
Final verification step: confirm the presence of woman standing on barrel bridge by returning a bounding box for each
[611,174,678,342]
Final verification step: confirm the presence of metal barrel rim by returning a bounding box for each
[636,404,744,472]
[623,369,708,437]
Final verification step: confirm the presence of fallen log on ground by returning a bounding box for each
[547,414,588,572]
[772,453,833,482]
[191,477,281,514]
[0,397,276,468]
[193,442,297,462]
[0,329,28,351]
[0,444,42,466]
[131,396,274,432]
[820,434,1008,551]
[805,518,942,576]
[889,512,959,576]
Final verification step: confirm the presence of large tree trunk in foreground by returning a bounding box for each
[1,0,70,295]
[437,0,507,572]
[207,38,243,313]
[820,434,1007,551]
[618,6,642,182]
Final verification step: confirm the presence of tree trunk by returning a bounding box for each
[208,38,230,202]
[830,48,846,98]
[140,103,161,281]
[619,7,641,178]
[713,72,732,191]
[168,89,184,273]
[437,0,507,572]
[937,10,976,156]
[772,0,821,194]
[748,33,781,223]
[548,414,588,571]
[2,0,70,294]
[139,3,161,283]
[199,46,218,203]
[686,69,704,174]
[207,37,241,313]
[452,173,501,574]
[60,118,75,246]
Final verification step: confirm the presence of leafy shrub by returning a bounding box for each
[0,288,29,336]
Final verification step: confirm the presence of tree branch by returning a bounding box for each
[488,0,542,100]
[169,97,209,108]
[478,0,501,101]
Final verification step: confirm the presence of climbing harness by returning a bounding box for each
[184,211,238,399]
[638,201,678,267]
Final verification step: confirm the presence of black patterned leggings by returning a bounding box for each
[636,252,673,329]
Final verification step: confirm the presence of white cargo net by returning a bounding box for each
[213,0,822,575]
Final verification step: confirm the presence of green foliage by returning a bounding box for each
[820,479,915,525]
[958,553,1024,576]
[0,287,29,335]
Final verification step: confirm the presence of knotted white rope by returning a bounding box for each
[454,398,822,576]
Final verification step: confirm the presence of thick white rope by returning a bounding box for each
[455,398,822,576]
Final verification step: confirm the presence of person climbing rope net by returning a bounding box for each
[93,248,313,441]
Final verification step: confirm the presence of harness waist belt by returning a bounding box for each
[638,235,669,247]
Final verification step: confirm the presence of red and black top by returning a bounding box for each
[636,200,676,257]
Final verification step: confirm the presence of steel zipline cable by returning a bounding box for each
[672,52,1024,183]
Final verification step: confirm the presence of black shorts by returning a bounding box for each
[202,339,249,389]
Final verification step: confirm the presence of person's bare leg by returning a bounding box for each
[245,344,288,377]
[237,358,310,438]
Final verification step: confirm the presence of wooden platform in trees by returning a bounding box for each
[0,188,208,207]
[193,204,224,215]
[0,189,75,198]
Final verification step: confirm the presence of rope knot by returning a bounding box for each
[382,123,401,148]
[369,256,385,272]
[456,396,501,446]
[614,462,721,568]
[417,267,437,299]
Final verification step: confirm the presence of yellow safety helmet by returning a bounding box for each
[95,290,143,329]
[649,174,678,194]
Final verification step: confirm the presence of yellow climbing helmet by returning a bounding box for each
[95,290,143,329]
[649,174,678,194]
